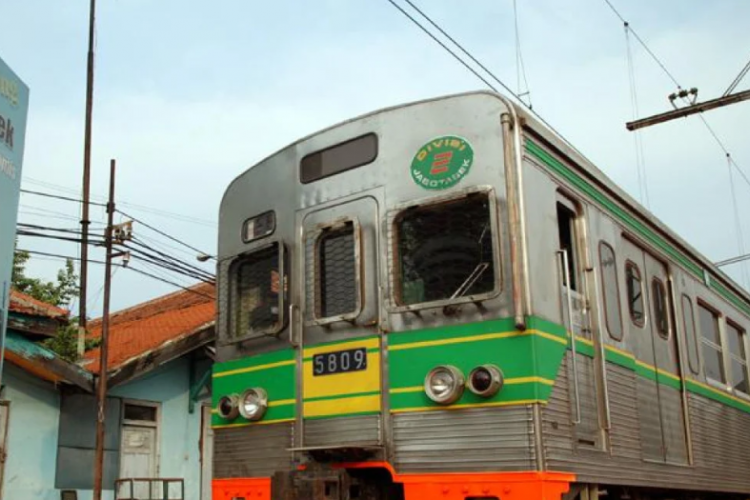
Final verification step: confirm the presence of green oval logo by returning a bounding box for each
[410,135,474,190]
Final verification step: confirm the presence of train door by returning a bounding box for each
[622,239,687,463]
[643,251,688,464]
[556,195,601,448]
[296,193,383,451]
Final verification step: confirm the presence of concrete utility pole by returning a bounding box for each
[79,0,97,353]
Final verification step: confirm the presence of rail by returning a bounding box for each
[114,478,185,500]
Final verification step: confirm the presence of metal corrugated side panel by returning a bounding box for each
[543,359,750,493]
[392,406,535,473]
[213,423,293,478]
[304,415,380,447]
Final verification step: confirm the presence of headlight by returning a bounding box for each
[217,394,239,420]
[238,388,269,421]
[467,364,504,398]
[424,365,465,405]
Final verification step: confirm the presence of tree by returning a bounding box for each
[12,240,79,308]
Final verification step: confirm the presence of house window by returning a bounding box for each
[682,295,700,375]
[599,242,623,341]
[625,262,645,327]
[698,303,725,383]
[651,278,669,339]
[727,321,749,394]
[316,221,358,319]
[394,192,496,306]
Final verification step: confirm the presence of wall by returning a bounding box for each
[76,357,209,500]
[2,363,60,500]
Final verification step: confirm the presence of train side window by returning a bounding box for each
[231,242,287,340]
[726,320,749,394]
[315,221,359,320]
[394,192,496,307]
[697,302,725,384]
[300,133,378,184]
[598,242,623,341]
[625,262,645,327]
[651,278,669,339]
[556,202,579,291]
[681,295,700,375]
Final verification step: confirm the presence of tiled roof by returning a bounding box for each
[84,283,216,374]
[9,290,69,320]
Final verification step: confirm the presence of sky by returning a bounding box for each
[2,0,750,317]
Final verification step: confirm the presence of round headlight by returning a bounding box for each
[424,365,465,405]
[238,388,268,421]
[467,364,504,398]
[217,394,239,420]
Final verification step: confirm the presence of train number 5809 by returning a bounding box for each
[313,348,368,376]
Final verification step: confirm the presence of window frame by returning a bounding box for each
[625,260,646,328]
[651,277,670,340]
[306,217,363,326]
[726,319,749,395]
[598,241,624,341]
[681,294,700,375]
[697,300,726,385]
[227,240,288,343]
[387,186,502,313]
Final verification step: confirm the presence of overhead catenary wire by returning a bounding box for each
[624,22,651,208]
[512,0,532,108]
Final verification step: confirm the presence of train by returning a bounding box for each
[210,91,750,500]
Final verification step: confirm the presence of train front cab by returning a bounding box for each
[211,92,585,500]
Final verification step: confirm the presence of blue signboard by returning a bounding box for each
[0,56,30,382]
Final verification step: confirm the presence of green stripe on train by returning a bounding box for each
[526,139,750,317]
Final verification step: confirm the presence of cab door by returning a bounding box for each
[295,192,383,450]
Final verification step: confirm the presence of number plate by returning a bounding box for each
[313,348,368,376]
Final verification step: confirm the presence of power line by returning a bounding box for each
[117,209,214,259]
[21,188,107,207]
[16,248,216,301]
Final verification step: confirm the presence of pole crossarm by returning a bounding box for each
[626,88,750,131]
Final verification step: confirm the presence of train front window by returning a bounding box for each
[395,192,496,306]
[317,221,358,319]
[232,243,285,338]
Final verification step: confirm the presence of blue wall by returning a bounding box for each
[3,363,60,500]
[75,357,209,500]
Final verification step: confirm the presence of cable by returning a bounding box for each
[624,22,651,208]
[117,209,214,259]
[21,188,107,207]
[726,153,750,288]
[127,237,215,279]
[16,248,216,300]
[723,55,750,97]
[512,0,532,108]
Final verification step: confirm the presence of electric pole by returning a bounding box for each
[79,0,97,353]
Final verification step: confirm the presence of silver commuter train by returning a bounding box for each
[210,91,750,500]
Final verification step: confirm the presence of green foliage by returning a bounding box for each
[12,239,80,308]
[42,323,81,362]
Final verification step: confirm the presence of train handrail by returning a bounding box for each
[558,249,581,425]
[590,265,612,431]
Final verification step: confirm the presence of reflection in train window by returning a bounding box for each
[726,321,749,394]
[625,262,645,327]
[651,278,669,339]
[556,202,579,291]
[316,221,358,319]
[599,242,623,341]
[682,295,700,375]
[698,303,725,383]
[395,193,495,306]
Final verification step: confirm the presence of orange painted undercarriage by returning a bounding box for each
[212,465,575,500]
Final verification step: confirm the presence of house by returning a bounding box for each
[1,283,216,500]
